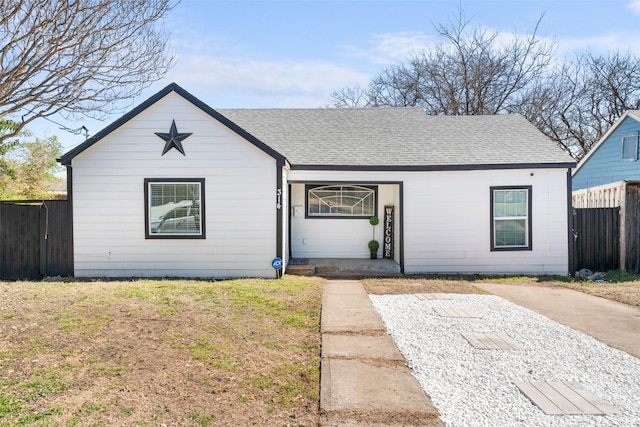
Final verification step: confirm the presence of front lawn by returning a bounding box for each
[0,277,323,426]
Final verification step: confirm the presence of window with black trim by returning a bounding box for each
[490,186,532,251]
[622,134,638,161]
[144,178,205,239]
[306,184,376,218]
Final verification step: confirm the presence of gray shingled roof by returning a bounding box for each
[217,108,574,168]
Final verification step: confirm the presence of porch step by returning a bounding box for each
[287,258,401,278]
[286,264,316,276]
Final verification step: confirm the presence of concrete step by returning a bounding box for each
[287,258,401,278]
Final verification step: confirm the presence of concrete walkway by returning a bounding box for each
[477,283,640,359]
[320,280,443,426]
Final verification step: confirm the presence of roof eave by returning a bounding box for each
[289,162,576,172]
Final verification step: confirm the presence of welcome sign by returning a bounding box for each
[384,205,394,259]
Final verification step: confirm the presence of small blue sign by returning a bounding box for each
[271,257,283,270]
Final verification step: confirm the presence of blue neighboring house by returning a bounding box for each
[573,110,640,192]
[572,110,640,273]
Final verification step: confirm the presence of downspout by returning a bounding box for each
[275,159,284,278]
[288,182,292,261]
[66,165,75,277]
[399,182,405,274]
[567,168,575,277]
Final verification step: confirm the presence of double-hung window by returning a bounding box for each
[622,134,639,161]
[490,186,532,251]
[306,184,376,218]
[144,178,205,239]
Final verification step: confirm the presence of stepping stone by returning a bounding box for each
[415,293,451,300]
[433,306,480,318]
[461,332,524,350]
[515,381,620,415]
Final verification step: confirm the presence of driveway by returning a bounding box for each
[477,282,640,359]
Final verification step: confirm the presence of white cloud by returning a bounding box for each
[556,32,640,56]
[342,32,437,65]
[163,53,370,108]
[157,22,640,110]
[628,0,640,15]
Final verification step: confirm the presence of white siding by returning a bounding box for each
[289,168,570,275]
[71,92,278,278]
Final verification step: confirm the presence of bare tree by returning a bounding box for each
[332,10,555,116]
[331,85,372,108]
[519,60,593,158]
[425,12,554,115]
[522,51,640,159]
[0,0,176,146]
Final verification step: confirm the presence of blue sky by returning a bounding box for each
[29,0,640,150]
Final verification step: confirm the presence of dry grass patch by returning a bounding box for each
[482,273,640,309]
[0,276,324,426]
[363,274,640,309]
[558,281,640,309]
[362,276,489,295]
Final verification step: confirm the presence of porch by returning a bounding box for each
[286,258,402,278]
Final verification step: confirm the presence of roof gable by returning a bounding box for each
[59,83,285,166]
[574,110,640,174]
[572,111,640,190]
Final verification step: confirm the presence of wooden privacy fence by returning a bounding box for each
[0,200,73,280]
[572,181,640,274]
[621,183,640,273]
[573,207,620,273]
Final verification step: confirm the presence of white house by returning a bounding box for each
[59,83,576,278]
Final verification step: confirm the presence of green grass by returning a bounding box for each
[245,361,319,407]
[189,413,215,426]
[601,269,640,283]
[188,337,240,371]
[0,369,68,425]
[0,395,24,418]
[81,402,107,416]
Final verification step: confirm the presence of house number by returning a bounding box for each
[276,188,282,210]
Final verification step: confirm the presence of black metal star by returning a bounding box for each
[155,120,192,156]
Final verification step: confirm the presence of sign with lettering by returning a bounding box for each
[384,205,394,259]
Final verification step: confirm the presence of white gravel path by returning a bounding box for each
[369,293,640,427]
